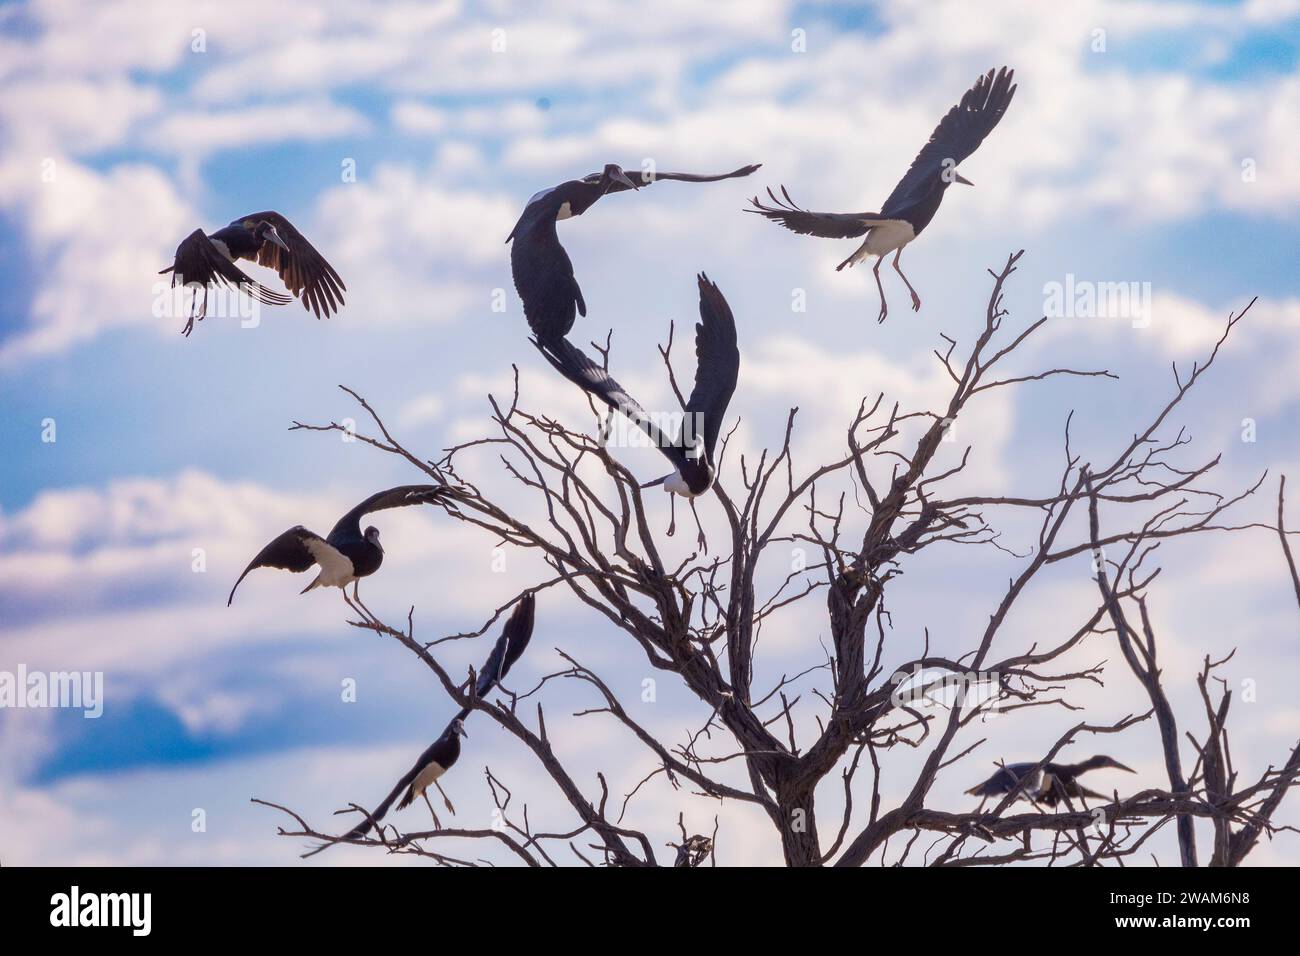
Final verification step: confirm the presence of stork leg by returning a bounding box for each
[434,780,456,816]
[689,497,708,554]
[892,249,921,312]
[666,493,677,538]
[421,791,443,829]
[872,257,888,324]
[352,580,379,623]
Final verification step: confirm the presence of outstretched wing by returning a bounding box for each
[236,211,347,319]
[746,187,885,239]
[509,202,586,341]
[596,163,762,193]
[227,525,333,605]
[326,485,451,544]
[162,229,291,330]
[684,273,740,461]
[533,336,688,474]
[880,66,1016,217]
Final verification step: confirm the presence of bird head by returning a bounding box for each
[601,164,639,192]
[451,718,468,739]
[364,525,382,550]
[255,220,291,252]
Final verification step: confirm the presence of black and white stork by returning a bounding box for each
[748,67,1016,323]
[507,162,760,342]
[324,595,537,845]
[535,273,739,547]
[966,754,1135,807]
[227,485,449,619]
[160,211,346,335]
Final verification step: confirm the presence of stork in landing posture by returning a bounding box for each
[160,211,346,335]
[966,754,1135,807]
[535,273,740,549]
[508,162,760,343]
[227,485,450,620]
[748,67,1015,323]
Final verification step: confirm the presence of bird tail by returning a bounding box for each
[299,574,322,595]
[395,784,417,812]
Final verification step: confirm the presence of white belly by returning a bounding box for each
[664,470,694,498]
[410,761,447,797]
[303,539,356,588]
[556,201,573,220]
[210,238,233,261]
[849,220,914,264]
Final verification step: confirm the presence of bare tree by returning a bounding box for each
[257,251,1300,866]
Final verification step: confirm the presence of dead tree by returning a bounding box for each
[258,251,1299,866]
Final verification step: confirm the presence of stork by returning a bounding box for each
[748,67,1016,323]
[160,211,346,335]
[966,754,1135,807]
[535,273,739,549]
[508,162,760,343]
[227,485,450,620]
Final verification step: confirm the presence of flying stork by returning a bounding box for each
[227,485,450,619]
[160,211,346,335]
[507,162,760,343]
[535,273,739,548]
[966,754,1135,807]
[748,67,1016,323]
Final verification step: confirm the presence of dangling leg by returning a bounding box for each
[420,791,443,829]
[893,248,921,312]
[434,780,456,816]
[666,493,677,538]
[689,497,707,553]
[873,257,888,324]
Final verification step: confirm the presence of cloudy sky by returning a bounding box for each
[2,0,1299,866]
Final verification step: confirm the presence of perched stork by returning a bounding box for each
[321,595,537,846]
[535,273,739,547]
[507,162,760,342]
[748,67,1016,322]
[227,485,449,619]
[160,211,345,335]
[966,754,1135,807]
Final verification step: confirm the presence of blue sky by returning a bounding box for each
[2,0,1299,865]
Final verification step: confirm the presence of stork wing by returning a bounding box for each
[227,525,330,605]
[162,229,292,329]
[596,163,762,193]
[746,187,885,239]
[236,211,347,319]
[326,485,451,544]
[533,336,688,474]
[457,593,537,720]
[880,66,1016,217]
[509,207,586,341]
[684,273,740,461]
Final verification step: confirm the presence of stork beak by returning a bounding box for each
[612,168,640,191]
[640,474,669,489]
[459,726,469,738]
[266,227,290,252]
[954,172,974,187]
[1114,761,1136,773]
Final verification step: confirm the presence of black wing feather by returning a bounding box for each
[237,211,347,319]
[597,163,762,193]
[227,525,323,606]
[457,594,537,720]
[509,206,586,341]
[533,337,689,475]
[326,485,451,544]
[162,229,291,332]
[880,66,1016,217]
[684,273,740,460]
[746,186,885,239]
